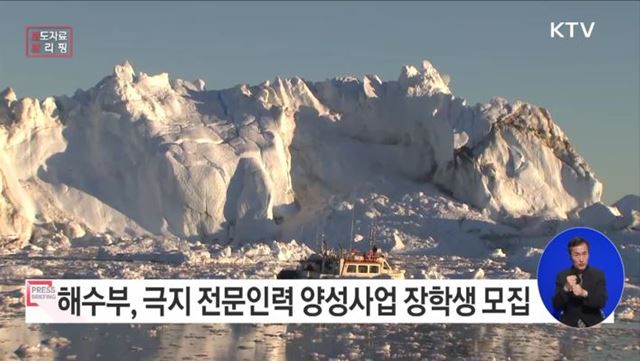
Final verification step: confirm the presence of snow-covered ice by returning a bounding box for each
[0,60,617,251]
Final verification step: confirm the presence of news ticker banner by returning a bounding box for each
[25,279,613,324]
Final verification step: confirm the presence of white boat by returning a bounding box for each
[277,247,405,280]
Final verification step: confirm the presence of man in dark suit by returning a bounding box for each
[553,237,607,327]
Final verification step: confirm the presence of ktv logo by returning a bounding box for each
[550,22,596,39]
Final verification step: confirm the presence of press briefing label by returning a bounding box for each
[25,25,73,58]
[25,279,611,324]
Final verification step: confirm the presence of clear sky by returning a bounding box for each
[0,1,638,204]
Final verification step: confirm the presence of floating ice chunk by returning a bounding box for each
[221,246,232,258]
[96,247,187,265]
[14,344,52,358]
[617,308,635,321]
[42,337,71,348]
[421,265,444,280]
[392,231,405,251]
[62,270,102,279]
[0,265,43,278]
[491,248,507,258]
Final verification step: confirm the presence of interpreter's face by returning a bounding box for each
[570,243,589,271]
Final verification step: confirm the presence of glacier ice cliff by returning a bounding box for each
[0,60,610,250]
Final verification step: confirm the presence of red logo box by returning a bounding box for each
[26,280,53,307]
[25,25,73,58]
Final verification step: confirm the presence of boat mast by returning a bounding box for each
[369,217,376,250]
[349,204,355,252]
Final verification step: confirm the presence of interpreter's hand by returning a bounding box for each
[564,275,578,292]
[572,283,587,297]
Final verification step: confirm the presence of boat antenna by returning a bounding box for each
[349,203,355,251]
[369,217,376,250]
[314,224,321,252]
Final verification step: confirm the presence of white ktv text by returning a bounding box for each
[550,22,595,39]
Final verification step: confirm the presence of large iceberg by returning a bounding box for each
[0,60,606,250]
